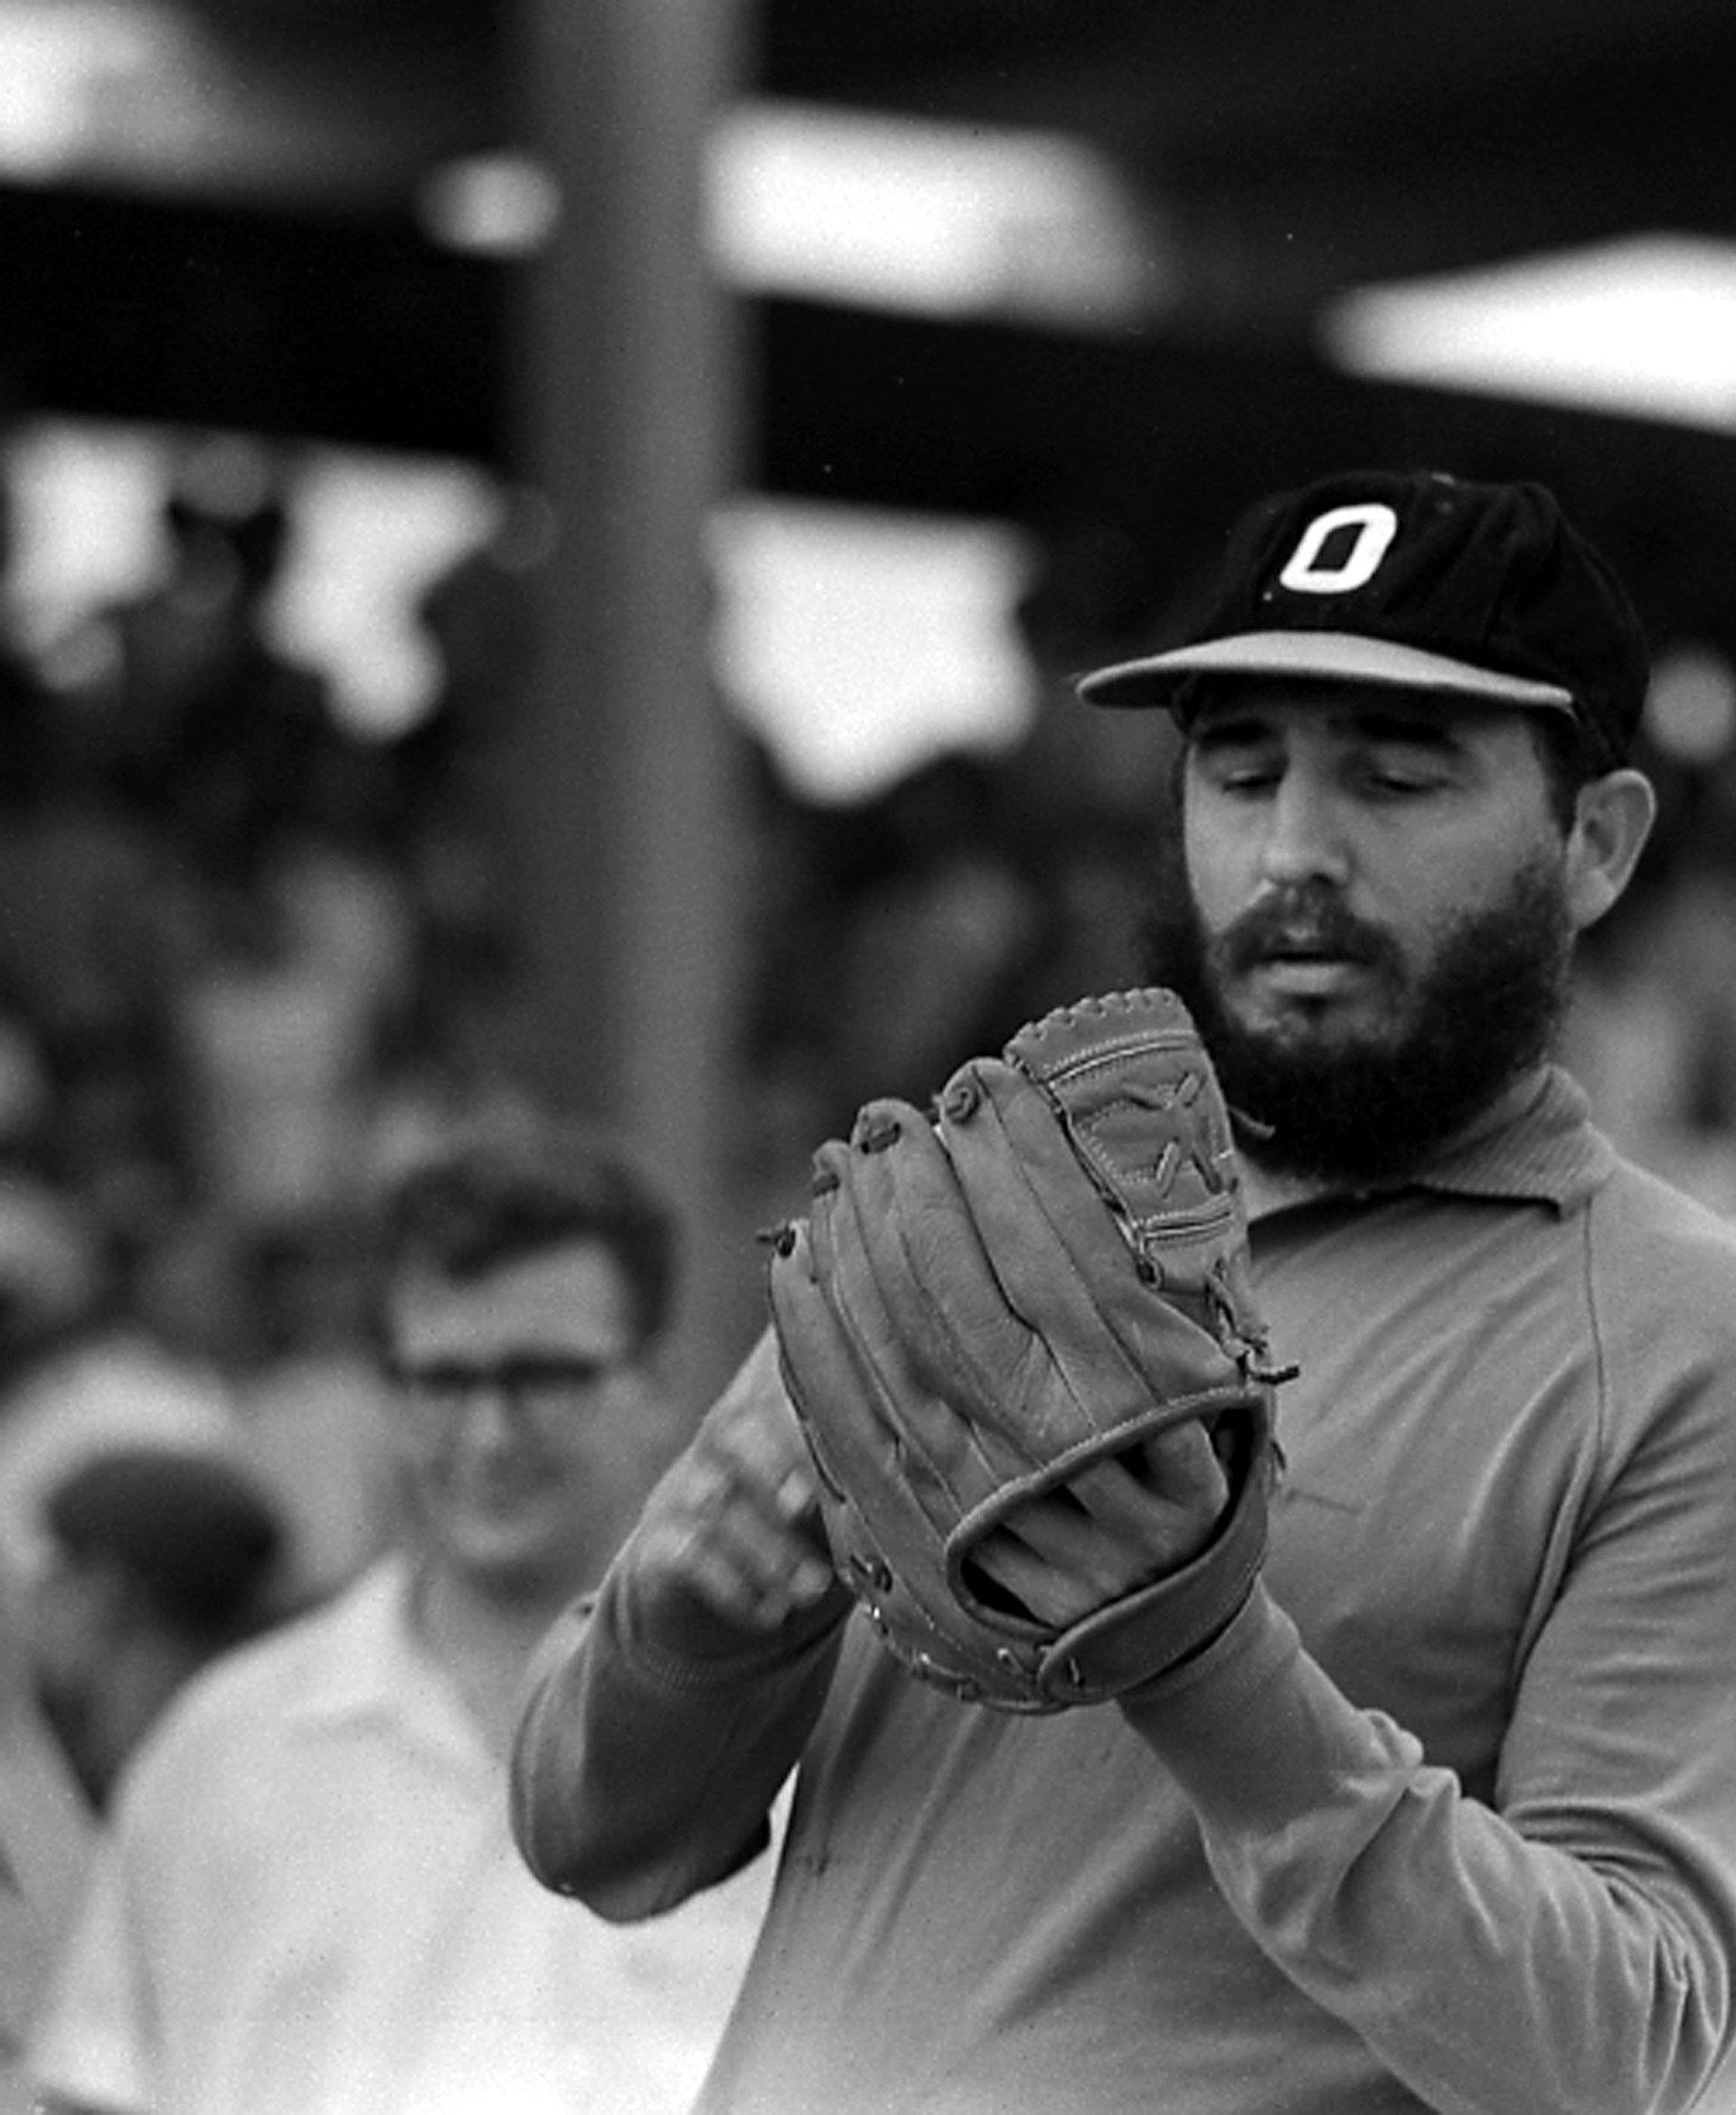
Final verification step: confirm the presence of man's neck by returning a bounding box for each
[408,1561,582,1760]
[1235,1063,1553,1223]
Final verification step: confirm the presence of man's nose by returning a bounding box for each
[454,1382,519,1450]
[1257,771,1352,889]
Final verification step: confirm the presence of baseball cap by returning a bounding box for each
[1076,469,1649,765]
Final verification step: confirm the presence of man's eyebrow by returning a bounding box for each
[1190,703,1471,750]
[1343,708,1464,749]
[1187,709,1278,748]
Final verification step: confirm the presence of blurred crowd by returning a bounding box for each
[0,430,549,1638]
[0,432,1729,2101]
[0,457,615,2115]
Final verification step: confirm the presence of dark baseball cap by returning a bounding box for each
[1076,469,1650,765]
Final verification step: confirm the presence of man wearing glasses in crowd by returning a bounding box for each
[31,1109,780,2115]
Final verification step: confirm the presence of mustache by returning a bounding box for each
[1220,888,1392,975]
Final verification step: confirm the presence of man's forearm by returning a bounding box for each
[511,1548,847,1920]
[1123,1585,1733,2115]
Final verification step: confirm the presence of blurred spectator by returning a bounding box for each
[743,749,1040,1150]
[736,509,1176,1201]
[0,1546,93,2115]
[39,434,429,1242]
[169,836,416,1227]
[371,491,553,1096]
[206,1210,400,1604]
[29,1446,286,1808]
[0,615,182,1238]
[1563,857,1736,1215]
[61,437,344,894]
[31,1108,781,2115]
[0,1179,240,1593]
[102,1198,398,1611]
[0,1175,102,1380]
[0,437,552,1275]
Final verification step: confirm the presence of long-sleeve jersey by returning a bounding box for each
[514,1068,1736,2115]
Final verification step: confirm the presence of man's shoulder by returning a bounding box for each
[1588,1149,1736,1284]
[120,1564,402,1797]
[1578,1154,1736,1446]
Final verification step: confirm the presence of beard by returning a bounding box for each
[1139,845,1576,1187]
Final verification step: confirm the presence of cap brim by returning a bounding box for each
[1077,629,1578,717]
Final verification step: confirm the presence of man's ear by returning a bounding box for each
[1564,768,1656,932]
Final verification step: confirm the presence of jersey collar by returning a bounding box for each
[1242,1064,1611,1223]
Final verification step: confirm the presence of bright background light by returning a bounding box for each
[1324,235,1736,431]
[0,1,190,181]
[710,500,1037,802]
[709,101,1164,326]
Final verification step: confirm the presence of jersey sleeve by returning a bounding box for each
[511,1547,848,1921]
[1120,1343,1736,2115]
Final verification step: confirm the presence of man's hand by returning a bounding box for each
[967,1422,1231,1629]
[627,1329,840,1629]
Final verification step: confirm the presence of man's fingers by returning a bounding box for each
[967,1422,1232,1628]
[1065,1428,1228,1541]
[637,1492,835,1625]
[968,1497,1146,1627]
[965,1537,1078,1629]
[627,1325,841,1629]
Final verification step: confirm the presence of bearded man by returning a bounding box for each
[510,469,1736,2115]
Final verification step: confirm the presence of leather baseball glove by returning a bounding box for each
[766,987,1285,1713]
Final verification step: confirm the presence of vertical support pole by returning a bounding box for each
[505,0,753,1405]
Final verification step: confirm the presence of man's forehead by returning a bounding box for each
[1184,679,1518,741]
[389,1238,631,1358]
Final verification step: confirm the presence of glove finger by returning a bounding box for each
[837,1102,1045,1487]
[816,1124,1033,1514]
[842,1103,1033,1402]
[770,1188,1052,1704]
[849,1079,1155,1461]
[776,1170,1018,1631]
[943,1057,1250,1414]
[768,1192,901,1515]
